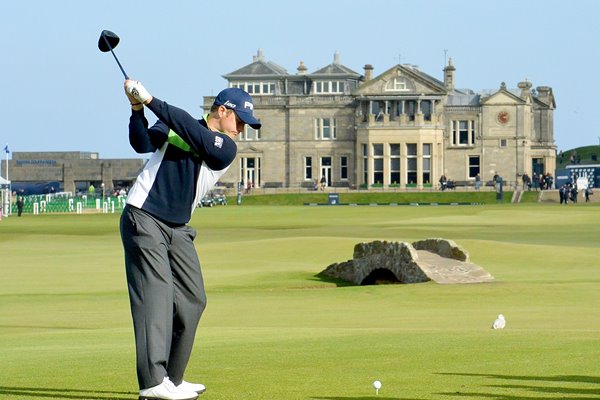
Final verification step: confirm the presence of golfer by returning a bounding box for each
[120,79,261,400]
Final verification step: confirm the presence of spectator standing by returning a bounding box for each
[494,173,502,192]
[16,191,25,217]
[559,185,566,204]
[585,187,592,202]
[439,174,447,191]
[539,173,545,190]
[571,184,578,203]
[522,173,530,190]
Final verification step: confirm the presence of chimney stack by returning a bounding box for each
[443,58,456,91]
[333,51,340,65]
[297,61,308,75]
[536,86,552,104]
[364,64,374,81]
[518,79,533,99]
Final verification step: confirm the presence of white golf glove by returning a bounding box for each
[125,80,152,104]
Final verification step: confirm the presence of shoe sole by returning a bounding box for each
[139,395,198,400]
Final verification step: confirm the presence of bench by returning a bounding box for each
[262,182,283,188]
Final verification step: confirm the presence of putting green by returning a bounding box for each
[0,204,598,399]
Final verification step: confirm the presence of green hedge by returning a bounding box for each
[240,191,514,206]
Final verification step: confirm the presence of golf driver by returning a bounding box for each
[98,30,129,79]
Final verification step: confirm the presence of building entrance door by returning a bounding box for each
[532,158,544,175]
[320,157,332,187]
[241,157,261,190]
[245,168,255,190]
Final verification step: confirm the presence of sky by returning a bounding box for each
[1,0,599,159]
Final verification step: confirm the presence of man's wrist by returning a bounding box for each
[131,104,144,111]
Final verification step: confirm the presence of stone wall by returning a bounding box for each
[412,238,469,261]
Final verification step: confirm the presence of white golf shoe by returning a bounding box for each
[139,377,198,400]
[177,380,206,394]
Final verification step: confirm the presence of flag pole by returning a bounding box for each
[4,144,9,217]
[4,145,8,182]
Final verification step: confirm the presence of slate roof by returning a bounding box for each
[402,64,446,90]
[310,62,361,77]
[446,93,481,106]
[223,50,287,79]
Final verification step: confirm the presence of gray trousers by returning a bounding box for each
[120,205,206,390]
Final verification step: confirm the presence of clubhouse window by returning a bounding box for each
[313,80,344,94]
[384,77,409,92]
[452,120,475,146]
[407,143,417,184]
[230,81,275,95]
[362,144,368,184]
[469,155,480,178]
[422,143,431,184]
[390,144,400,184]
[314,118,337,140]
[372,144,384,184]
[304,156,313,180]
[340,156,348,180]
[240,121,261,141]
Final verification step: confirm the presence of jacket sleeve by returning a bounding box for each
[128,109,169,154]
[146,97,237,170]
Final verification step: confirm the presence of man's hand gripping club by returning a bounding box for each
[124,80,153,108]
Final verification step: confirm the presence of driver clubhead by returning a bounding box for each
[98,30,120,52]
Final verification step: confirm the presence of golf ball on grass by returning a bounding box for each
[373,380,382,394]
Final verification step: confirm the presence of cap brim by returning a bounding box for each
[238,112,261,130]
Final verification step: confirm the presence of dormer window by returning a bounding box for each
[313,81,344,94]
[230,81,275,95]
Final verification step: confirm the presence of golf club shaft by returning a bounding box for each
[110,49,129,79]
[102,35,129,79]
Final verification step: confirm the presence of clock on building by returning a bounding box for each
[497,111,509,124]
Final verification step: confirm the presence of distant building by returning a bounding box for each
[3,53,556,195]
[2,151,145,194]
[204,51,556,190]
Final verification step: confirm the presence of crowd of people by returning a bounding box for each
[518,172,555,191]
[559,182,593,204]
[559,183,578,204]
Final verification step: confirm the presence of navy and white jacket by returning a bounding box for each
[126,97,237,225]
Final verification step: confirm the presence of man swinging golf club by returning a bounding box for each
[120,79,260,400]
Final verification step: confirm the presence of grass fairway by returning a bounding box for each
[0,204,599,399]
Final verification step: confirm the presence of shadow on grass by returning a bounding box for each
[310,397,408,400]
[435,373,600,399]
[0,386,135,400]
[436,373,600,384]
[310,273,354,287]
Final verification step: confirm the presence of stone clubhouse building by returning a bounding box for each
[204,50,556,190]
[3,51,556,194]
